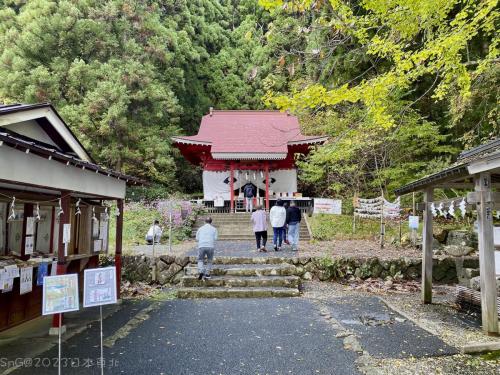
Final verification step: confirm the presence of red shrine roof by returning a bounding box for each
[172,110,327,160]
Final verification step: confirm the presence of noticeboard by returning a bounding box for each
[83,267,117,308]
[42,274,79,315]
[314,198,342,215]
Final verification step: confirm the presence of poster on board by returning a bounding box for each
[42,274,79,315]
[314,198,342,215]
[37,263,48,286]
[83,267,117,308]
[20,267,33,295]
[24,236,34,255]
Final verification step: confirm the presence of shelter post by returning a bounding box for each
[51,191,71,334]
[115,199,124,300]
[474,173,498,335]
[422,188,433,304]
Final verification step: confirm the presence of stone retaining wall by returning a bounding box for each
[100,255,479,285]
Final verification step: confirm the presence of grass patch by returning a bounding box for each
[480,350,500,361]
[309,214,471,241]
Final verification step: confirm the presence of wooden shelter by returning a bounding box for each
[0,103,143,333]
[172,109,327,212]
[395,138,500,335]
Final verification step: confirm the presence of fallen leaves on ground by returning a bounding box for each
[121,281,162,299]
[342,277,421,294]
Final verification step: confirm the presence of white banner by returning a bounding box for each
[314,198,342,215]
[355,196,400,219]
[20,267,33,295]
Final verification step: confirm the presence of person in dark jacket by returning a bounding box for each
[283,202,290,245]
[286,201,302,251]
[243,183,255,213]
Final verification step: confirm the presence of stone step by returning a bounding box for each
[176,286,300,299]
[181,275,300,288]
[215,236,310,242]
[184,264,299,277]
[187,256,303,265]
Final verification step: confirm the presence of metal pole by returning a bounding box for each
[412,192,417,246]
[380,196,385,249]
[100,305,104,375]
[151,219,156,282]
[58,313,62,375]
[169,207,172,252]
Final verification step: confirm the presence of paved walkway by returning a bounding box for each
[4,293,462,375]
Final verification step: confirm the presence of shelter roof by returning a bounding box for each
[395,138,500,195]
[0,103,145,185]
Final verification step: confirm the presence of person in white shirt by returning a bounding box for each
[195,217,218,280]
[269,199,287,251]
[146,220,162,244]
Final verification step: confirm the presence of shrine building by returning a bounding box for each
[172,109,327,212]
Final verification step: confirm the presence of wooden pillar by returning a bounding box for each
[422,188,433,304]
[115,199,124,300]
[474,173,499,335]
[265,162,270,211]
[20,203,33,261]
[52,191,71,331]
[230,163,235,213]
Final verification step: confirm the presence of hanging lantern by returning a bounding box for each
[448,201,455,218]
[75,199,81,216]
[430,202,437,217]
[437,202,445,217]
[35,203,41,221]
[57,198,64,217]
[8,197,16,221]
[459,198,467,217]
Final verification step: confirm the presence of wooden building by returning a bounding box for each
[172,109,327,212]
[0,103,142,332]
[395,138,500,335]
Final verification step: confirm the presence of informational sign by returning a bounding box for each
[409,216,419,230]
[494,227,500,247]
[214,196,224,207]
[1,278,13,293]
[4,264,19,279]
[83,267,117,308]
[42,274,79,315]
[20,267,33,295]
[62,224,71,244]
[0,269,13,292]
[24,236,34,255]
[93,239,102,252]
[26,217,35,236]
[314,198,342,215]
[37,263,49,286]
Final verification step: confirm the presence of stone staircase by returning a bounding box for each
[191,212,311,241]
[177,257,301,298]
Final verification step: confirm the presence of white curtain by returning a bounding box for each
[203,171,231,200]
[203,169,298,200]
